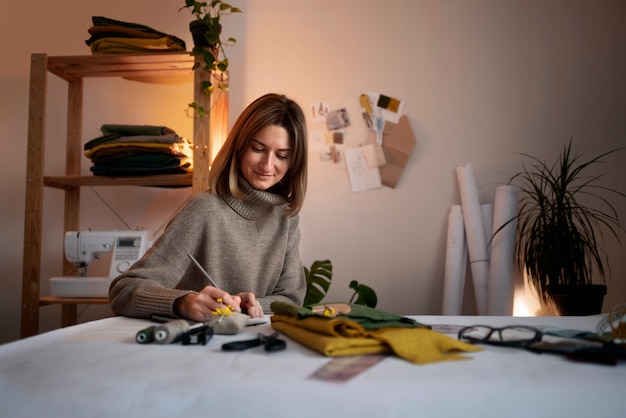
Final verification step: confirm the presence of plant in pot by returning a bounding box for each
[501,139,624,315]
[179,0,242,118]
[303,259,378,308]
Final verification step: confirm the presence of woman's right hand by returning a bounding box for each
[174,286,242,322]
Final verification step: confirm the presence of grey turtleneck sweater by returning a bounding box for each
[108,181,305,318]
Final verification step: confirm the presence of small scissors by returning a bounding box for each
[221,332,286,352]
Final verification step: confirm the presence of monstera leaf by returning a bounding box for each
[303,259,333,306]
[349,280,378,308]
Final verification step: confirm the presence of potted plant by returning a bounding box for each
[179,0,242,118]
[501,139,624,315]
[303,259,378,308]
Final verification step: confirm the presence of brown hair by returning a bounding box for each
[208,93,308,216]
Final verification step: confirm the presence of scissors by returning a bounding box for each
[221,332,286,352]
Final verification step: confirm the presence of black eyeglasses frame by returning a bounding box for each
[457,325,544,348]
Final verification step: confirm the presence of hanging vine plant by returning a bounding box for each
[179,0,242,118]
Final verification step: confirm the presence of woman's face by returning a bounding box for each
[240,124,291,191]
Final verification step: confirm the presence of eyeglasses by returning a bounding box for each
[458,325,543,348]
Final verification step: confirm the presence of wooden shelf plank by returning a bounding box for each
[40,296,109,305]
[46,52,195,80]
[44,173,193,189]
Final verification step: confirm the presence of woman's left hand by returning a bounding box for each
[237,292,264,318]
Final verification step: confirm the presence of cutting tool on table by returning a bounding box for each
[221,332,286,352]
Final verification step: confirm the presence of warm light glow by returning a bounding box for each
[513,284,529,316]
[209,74,229,163]
[192,67,229,194]
[513,269,552,317]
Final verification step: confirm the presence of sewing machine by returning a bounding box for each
[49,230,152,298]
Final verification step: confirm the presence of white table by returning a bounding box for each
[0,314,622,418]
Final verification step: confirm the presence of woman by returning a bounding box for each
[109,93,308,320]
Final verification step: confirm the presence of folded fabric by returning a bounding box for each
[89,37,186,54]
[84,125,177,151]
[270,302,482,365]
[85,140,192,159]
[100,124,175,137]
[271,301,425,330]
[86,25,163,45]
[87,16,186,50]
[89,146,189,162]
[90,154,191,176]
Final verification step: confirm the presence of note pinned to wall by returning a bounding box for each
[344,147,382,192]
[361,143,386,168]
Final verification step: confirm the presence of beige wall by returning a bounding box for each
[1,0,625,343]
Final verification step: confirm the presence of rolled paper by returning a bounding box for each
[442,205,468,315]
[481,203,494,261]
[487,185,520,315]
[456,163,490,315]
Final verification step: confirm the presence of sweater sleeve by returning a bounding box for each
[108,194,209,318]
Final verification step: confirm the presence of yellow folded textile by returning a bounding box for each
[373,327,483,364]
[271,314,482,365]
[272,314,391,357]
[90,36,185,54]
[88,25,163,39]
[84,141,193,159]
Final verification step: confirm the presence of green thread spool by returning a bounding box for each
[136,326,156,344]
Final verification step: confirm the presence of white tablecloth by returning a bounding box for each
[0,315,622,418]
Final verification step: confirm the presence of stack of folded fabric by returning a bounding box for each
[85,16,186,54]
[270,301,482,365]
[84,124,193,176]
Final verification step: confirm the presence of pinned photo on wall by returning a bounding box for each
[320,149,342,163]
[310,101,331,122]
[324,130,345,146]
[308,130,329,153]
[361,92,405,124]
[326,108,351,131]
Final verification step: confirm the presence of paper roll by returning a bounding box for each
[487,185,520,315]
[456,163,490,315]
[481,203,494,261]
[442,205,468,315]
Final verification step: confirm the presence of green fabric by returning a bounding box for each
[101,124,175,137]
[270,301,429,330]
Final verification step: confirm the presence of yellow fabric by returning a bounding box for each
[84,142,193,159]
[90,37,185,54]
[373,327,482,364]
[272,315,391,357]
[271,314,482,365]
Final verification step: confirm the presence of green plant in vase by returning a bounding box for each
[303,259,378,308]
[499,139,624,315]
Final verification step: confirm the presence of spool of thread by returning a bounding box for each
[136,325,156,344]
[154,319,191,344]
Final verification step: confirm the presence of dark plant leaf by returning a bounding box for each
[348,280,378,308]
[303,259,333,306]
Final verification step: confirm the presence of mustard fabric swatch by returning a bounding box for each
[271,312,482,365]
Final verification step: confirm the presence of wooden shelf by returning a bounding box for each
[46,52,194,80]
[40,296,109,306]
[44,173,193,189]
[21,52,225,338]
